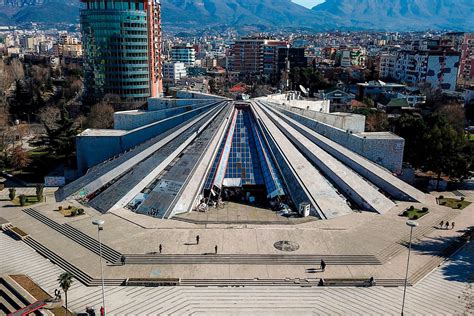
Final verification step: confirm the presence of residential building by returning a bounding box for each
[228,38,268,74]
[80,0,163,102]
[171,44,196,66]
[379,50,461,91]
[163,62,187,83]
[459,33,474,87]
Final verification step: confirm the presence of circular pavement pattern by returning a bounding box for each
[274,240,300,252]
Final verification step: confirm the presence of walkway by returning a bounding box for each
[1,232,471,315]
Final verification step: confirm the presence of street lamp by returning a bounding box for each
[92,219,106,315]
[401,219,418,315]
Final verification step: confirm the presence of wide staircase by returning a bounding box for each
[23,208,122,264]
[375,211,460,263]
[23,236,125,287]
[18,208,469,288]
[123,253,380,266]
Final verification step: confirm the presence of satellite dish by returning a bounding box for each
[299,85,308,95]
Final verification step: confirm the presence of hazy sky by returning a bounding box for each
[292,0,325,8]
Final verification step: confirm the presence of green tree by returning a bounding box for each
[8,188,16,201]
[35,107,80,166]
[289,67,332,94]
[392,113,472,188]
[36,184,44,202]
[57,272,74,312]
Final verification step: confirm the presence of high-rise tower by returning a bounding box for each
[80,0,163,103]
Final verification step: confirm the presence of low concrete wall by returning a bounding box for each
[176,90,230,100]
[274,106,404,174]
[115,103,212,130]
[148,98,218,111]
[77,104,219,173]
[274,104,365,132]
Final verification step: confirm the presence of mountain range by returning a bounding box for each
[0,0,472,31]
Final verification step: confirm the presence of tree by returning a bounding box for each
[8,188,16,201]
[19,194,26,206]
[57,272,74,312]
[289,67,332,94]
[35,107,80,166]
[392,113,472,188]
[86,103,114,129]
[38,106,61,130]
[36,184,44,202]
[209,79,218,94]
[9,146,31,169]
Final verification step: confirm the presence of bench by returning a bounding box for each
[125,278,181,287]
[320,278,375,287]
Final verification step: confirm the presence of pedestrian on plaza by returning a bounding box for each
[369,277,376,287]
[159,244,162,254]
[318,278,325,286]
[451,222,455,230]
[100,306,105,316]
[196,235,200,245]
[121,255,125,265]
[320,260,326,272]
[445,221,450,230]
[439,220,444,229]
[215,245,218,254]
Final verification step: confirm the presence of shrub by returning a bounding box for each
[457,203,462,209]
[439,195,444,199]
[19,194,27,206]
[77,209,85,215]
[422,207,429,212]
[412,214,419,220]
[70,210,77,217]
[58,206,63,211]
[402,211,408,216]
[8,188,16,201]
[409,205,415,211]
[460,197,465,201]
[35,184,44,201]
[68,206,72,210]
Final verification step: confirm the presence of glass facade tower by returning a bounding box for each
[80,0,162,103]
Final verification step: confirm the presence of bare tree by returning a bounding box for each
[86,103,115,129]
[9,146,31,169]
[38,106,61,130]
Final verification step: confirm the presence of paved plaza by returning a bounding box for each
[0,187,473,314]
[1,230,471,315]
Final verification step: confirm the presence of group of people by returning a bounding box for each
[439,221,455,230]
[196,235,218,254]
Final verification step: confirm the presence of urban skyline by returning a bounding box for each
[0,0,472,315]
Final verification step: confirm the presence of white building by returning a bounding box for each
[379,50,461,91]
[163,62,187,83]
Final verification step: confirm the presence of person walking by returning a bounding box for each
[159,244,162,254]
[215,245,218,254]
[196,235,200,245]
[451,222,455,230]
[439,220,444,229]
[320,260,326,272]
[121,255,125,266]
[445,221,450,230]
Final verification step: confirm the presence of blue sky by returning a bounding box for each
[292,0,325,8]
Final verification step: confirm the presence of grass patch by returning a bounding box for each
[56,205,85,217]
[437,197,471,209]
[400,206,429,220]
[9,148,64,183]
[11,195,41,206]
